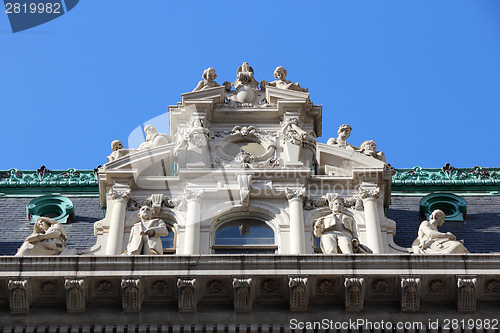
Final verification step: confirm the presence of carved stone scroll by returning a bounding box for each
[400,276,421,312]
[8,278,29,314]
[344,277,364,312]
[121,278,141,312]
[177,278,197,312]
[457,277,477,312]
[64,278,85,313]
[232,278,253,311]
[288,277,308,312]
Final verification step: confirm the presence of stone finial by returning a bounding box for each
[400,276,421,312]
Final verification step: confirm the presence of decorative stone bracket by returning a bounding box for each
[344,277,364,312]
[121,277,141,312]
[177,278,197,312]
[65,278,85,313]
[400,276,421,312]
[232,277,253,311]
[457,276,477,312]
[288,277,308,312]
[8,278,30,315]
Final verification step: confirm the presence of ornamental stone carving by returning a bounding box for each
[412,209,469,254]
[121,278,141,312]
[285,187,305,202]
[288,277,308,312]
[232,278,253,311]
[260,66,308,92]
[227,62,264,107]
[327,124,357,150]
[359,187,380,201]
[237,175,252,207]
[173,116,210,168]
[65,278,85,313]
[177,278,196,312]
[344,277,364,312]
[457,277,477,312]
[8,278,29,314]
[193,67,221,91]
[16,216,68,256]
[138,125,171,150]
[107,188,131,202]
[107,140,133,162]
[359,140,386,162]
[125,205,169,255]
[400,277,421,312]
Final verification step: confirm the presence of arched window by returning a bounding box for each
[213,218,276,254]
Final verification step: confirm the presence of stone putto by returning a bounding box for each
[192,67,220,92]
[327,124,357,150]
[261,66,308,92]
[16,217,68,256]
[359,140,386,162]
[412,209,469,254]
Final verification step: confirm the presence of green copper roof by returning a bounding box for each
[0,166,99,195]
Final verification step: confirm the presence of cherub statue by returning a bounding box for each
[313,194,359,254]
[106,140,134,162]
[327,124,358,150]
[125,205,169,255]
[412,209,469,254]
[260,66,308,92]
[138,125,172,150]
[359,140,386,162]
[193,67,220,91]
[16,217,68,256]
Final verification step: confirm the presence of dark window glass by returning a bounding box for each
[215,220,274,246]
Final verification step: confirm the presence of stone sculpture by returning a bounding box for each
[261,66,308,92]
[107,140,134,162]
[173,116,210,167]
[359,140,386,162]
[227,62,265,106]
[313,194,359,254]
[327,124,357,150]
[412,209,469,254]
[192,67,220,91]
[125,205,169,255]
[138,125,172,150]
[16,217,68,256]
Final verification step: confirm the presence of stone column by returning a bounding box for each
[183,189,204,255]
[359,187,384,254]
[105,187,131,255]
[286,187,306,254]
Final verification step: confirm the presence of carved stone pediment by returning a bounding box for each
[180,86,226,105]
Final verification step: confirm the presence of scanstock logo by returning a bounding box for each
[4,0,79,33]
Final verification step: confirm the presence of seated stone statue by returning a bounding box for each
[192,67,220,91]
[138,125,172,150]
[107,140,134,162]
[313,195,359,254]
[359,140,386,162]
[16,217,68,256]
[261,66,308,92]
[327,124,358,150]
[412,209,469,254]
[125,205,169,255]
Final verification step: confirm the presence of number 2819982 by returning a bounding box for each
[5,3,61,14]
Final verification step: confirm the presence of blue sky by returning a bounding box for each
[1,1,500,170]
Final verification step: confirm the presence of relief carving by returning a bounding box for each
[8,278,29,314]
[344,277,364,312]
[65,278,85,313]
[177,278,196,312]
[232,278,253,311]
[400,277,421,312]
[121,278,141,312]
[288,277,308,312]
[457,277,477,312]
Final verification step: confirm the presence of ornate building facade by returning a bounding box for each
[0,64,499,332]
